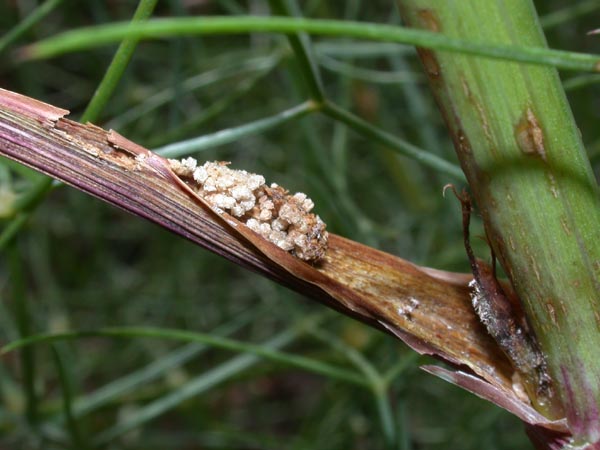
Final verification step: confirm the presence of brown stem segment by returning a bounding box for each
[0,88,566,434]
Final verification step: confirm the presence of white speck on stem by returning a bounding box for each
[397,297,420,319]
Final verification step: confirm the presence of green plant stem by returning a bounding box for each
[268,0,325,101]
[80,0,158,123]
[397,401,412,450]
[0,213,29,250]
[12,176,55,211]
[61,312,253,422]
[0,0,63,54]
[314,41,412,58]
[0,178,55,251]
[148,60,278,147]
[8,244,38,427]
[399,1,600,445]
[51,346,87,450]
[93,346,279,445]
[2,326,367,387]
[23,16,600,72]
[318,55,422,84]
[374,388,396,449]
[540,0,600,30]
[562,74,600,92]
[87,314,328,445]
[321,100,465,181]
[306,325,397,447]
[154,100,318,158]
[106,52,281,130]
[1,0,157,252]
[382,352,421,386]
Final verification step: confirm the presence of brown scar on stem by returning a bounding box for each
[594,310,600,330]
[417,8,441,32]
[560,216,572,236]
[416,48,442,79]
[444,184,556,409]
[515,107,546,160]
[413,10,442,80]
[461,76,495,149]
[455,129,472,156]
[546,303,558,327]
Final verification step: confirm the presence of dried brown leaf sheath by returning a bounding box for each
[0,89,566,432]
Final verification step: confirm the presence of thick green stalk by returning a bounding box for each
[398,1,600,445]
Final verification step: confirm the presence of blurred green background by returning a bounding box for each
[1,1,599,449]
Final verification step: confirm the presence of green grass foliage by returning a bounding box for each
[1,1,599,449]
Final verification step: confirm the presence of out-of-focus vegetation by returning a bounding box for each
[0,1,598,449]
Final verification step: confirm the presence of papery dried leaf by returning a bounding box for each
[0,88,564,431]
[423,365,568,432]
[141,151,515,388]
[117,108,523,402]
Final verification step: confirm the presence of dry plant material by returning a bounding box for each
[168,158,328,262]
[447,185,556,412]
[0,88,568,436]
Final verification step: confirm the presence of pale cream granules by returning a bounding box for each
[169,158,328,262]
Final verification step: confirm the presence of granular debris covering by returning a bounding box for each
[169,158,328,262]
